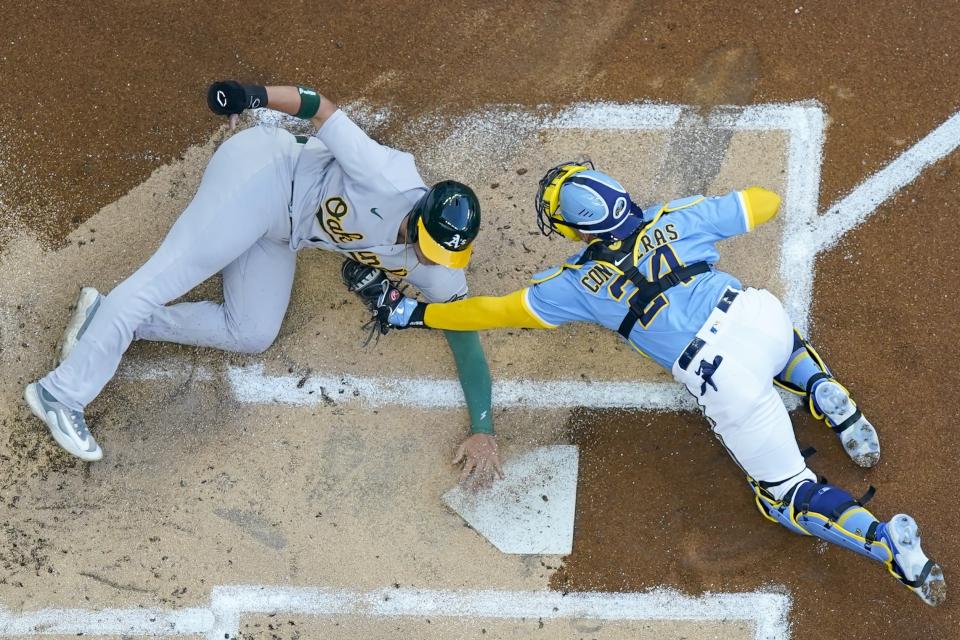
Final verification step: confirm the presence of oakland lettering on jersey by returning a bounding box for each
[320,196,365,243]
[348,250,408,277]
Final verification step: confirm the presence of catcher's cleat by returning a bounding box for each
[57,286,102,364]
[814,381,880,467]
[24,383,102,462]
[880,514,947,606]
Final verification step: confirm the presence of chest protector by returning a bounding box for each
[572,227,710,339]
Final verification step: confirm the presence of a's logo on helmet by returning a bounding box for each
[444,233,469,250]
[612,197,628,219]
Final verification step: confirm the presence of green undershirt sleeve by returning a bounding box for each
[443,330,494,435]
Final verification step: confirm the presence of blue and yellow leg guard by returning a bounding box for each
[775,330,879,468]
[774,329,832,417]
[750,478,895,566]
[774,329,862,429]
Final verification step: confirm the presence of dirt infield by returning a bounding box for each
[2,2,960,639]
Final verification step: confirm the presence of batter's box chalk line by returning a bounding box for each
[0,585,793,640]
[123,102,960,412]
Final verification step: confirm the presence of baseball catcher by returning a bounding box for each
[373,161,945,605]
[24,81,502,483]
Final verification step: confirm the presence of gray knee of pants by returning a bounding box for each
[229,328,279,354]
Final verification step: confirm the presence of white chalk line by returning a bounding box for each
[814,109,960,253]
[116,361,807,412]
[0,606,212,636]
[226,363,691,410]
[0,586,792,640]
[544,102,683,130]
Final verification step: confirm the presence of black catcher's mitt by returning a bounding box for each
[341,259,390,311]
[341,259,394,345]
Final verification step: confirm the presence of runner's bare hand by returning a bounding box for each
[453,433,504,488]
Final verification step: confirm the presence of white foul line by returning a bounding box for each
[814,109,960,252]
[0,586,792,640]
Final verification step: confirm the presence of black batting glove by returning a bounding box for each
[375,281,426,331]
[206,80,268,116]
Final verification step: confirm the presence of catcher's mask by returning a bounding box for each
[406,180,481,268]
[535,160,644,243]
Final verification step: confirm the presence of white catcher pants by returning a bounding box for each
[42,127,300,411]
[671,288,817,498]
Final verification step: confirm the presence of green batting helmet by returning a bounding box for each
[407,180,481,268]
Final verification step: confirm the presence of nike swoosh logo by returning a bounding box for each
[615,254,631,267]
[55,408,91,450]
[370,207,383,219]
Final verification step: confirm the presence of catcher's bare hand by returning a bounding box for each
[453,433,504,489]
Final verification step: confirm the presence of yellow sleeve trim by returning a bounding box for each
[740,187,781,231]
[530,266,564,284]
[521,288,557,328]
[424,289,553,331]
[662,195,705,212]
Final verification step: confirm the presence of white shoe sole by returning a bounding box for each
[817,383,880,467]
[24,384,103,462]
[887,514,946,606]
[840,420,881,468]
[57,287,100,365]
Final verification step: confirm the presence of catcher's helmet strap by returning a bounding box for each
[535,160,595,239]
[541,163,590,217]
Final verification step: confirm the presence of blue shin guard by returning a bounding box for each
[774,329,832,416]
[751,478,946,605]
[751,479,892,564]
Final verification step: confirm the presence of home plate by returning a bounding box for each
[442,445,579,555]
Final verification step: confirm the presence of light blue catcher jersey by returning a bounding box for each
[523,192,751,369]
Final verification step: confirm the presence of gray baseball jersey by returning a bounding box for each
[289,110,468,303]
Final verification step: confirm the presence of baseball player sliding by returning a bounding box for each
[25,81,503,482]
[373,161,946,605]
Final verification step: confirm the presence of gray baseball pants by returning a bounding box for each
[41,127,299,411]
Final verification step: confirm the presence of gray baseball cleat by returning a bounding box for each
[880,514,947,606]
[57,286,102,364]
[814,381,880,467]
[24,383,102,461]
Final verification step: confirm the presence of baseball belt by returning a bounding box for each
[677,288,740,371]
